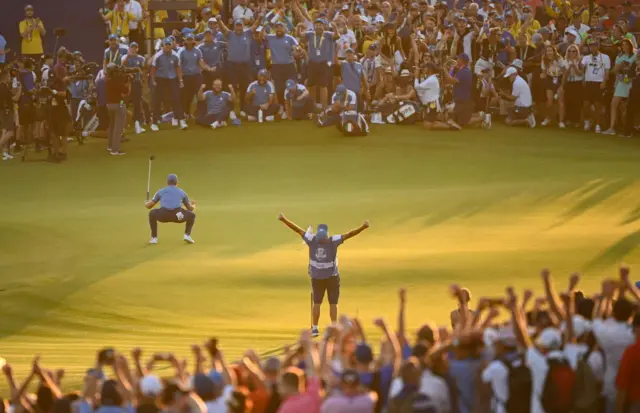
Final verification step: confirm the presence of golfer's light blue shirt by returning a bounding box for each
[0,35,6,64]
[305,31,334,62]
[198,41,225,67]
[178,46,203,76]
[153,186,190,209]
[151,50,180,79]
[284,84,308,107]
[341,61,363,93]
[303,233,343,279]
[266,34,298,65]
[226,29,252,63]
[247,80,275,106]
[203,90,231,114]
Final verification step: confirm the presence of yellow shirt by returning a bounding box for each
[106,10,137,36]
[19,19,44,55]
[144,10,168,39]
[508,21,522,39]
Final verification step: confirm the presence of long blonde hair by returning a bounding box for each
[564,44,581,62]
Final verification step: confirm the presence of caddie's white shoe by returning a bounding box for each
[183,234,195,244]
[149,237,158,244]
[150,124,160,132]
[171,118,179,127]
[179,119,188,130]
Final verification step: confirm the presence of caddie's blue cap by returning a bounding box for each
[346,48,355,54]
[129,42,139,48]
[163,37,173,45]
[286,79,296,89]
[184,32,195,40]
[316,224,329,240]
[204,28,214,34]
[234,18,244,25]
[167,174,178,185]
[258,68,268,77]
[182,27,195,35]
[108,34,118,40]
[335,84,347,96]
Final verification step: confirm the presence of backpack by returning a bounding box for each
[573,350,601,413]
[390,101,421,125]
[541,358,576,413]
[499,355,532,413]
[388,390,438,413]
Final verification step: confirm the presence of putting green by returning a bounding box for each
[0,123,638,390]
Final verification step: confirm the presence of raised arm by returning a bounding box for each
[374,318,401,376]
[619,266,640,303]
[541,269,564,324]
[278,213,306,236]
[342,220,370,241]
[506,286,533,348]
[397,288,407,348]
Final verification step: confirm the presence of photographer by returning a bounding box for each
[0,69,18,160]
[105,63,131,156]
[16,57,37,150]
[48,47,73,162]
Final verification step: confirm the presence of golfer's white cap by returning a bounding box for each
[536,327,563,350]
[139,375,163,397]
[208,17,218,23]
[504,66,518,77]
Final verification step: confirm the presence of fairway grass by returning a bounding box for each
[0,123,639,390]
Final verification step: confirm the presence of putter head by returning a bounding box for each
[149,155,155,161]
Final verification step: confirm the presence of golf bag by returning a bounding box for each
[383,101,421,125]
[339,110,369,136]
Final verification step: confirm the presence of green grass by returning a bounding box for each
[0,123,639,391]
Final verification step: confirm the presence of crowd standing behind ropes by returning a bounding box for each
[0,0,639,161]
[2,268,640,413]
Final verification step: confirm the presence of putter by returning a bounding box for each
[146,155,155,201]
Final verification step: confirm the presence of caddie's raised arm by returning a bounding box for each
[342,220,370,241]
[278,213,305,236]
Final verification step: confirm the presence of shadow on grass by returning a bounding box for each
[621,205,640,226]
[584,230,640,271]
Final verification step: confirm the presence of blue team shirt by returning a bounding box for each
[226,29,252,63]
[203,90,231,114]
[0,35,6,64]
[152,50,180,79]
[305,31,334,62]
[198,41,225,67]
[266,34,298,65]
[123,54,145,82]
[104,46,129,65]
[284,84,308,107]
[152,186,191,209]
[178,46,203,76]
[341,61,363,93]
[247,80,275,106]
[303,233,343,279]
[453,66,473,101]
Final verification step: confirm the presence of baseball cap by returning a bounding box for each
[275,21,285,26]
[108,34,118,40]
[354,343,374,364]
[25,4,34,10]
[139,375,163,397]
[167,174,178,184]
[182,27,195,35]
[511,58,523,70]
[286,79,297,90]
[346,48,355,54]
[536,327,563,350]
[184,32,195,40]
[129,42,139,48]
[400,69,411,77]
[497,327,518,347]
[208,17,218,23]
[316,223,329,240]
[589,40,600,46]
[234,18,244,25]
[258,68,269,77]
[315,18,325,24]
[163,37,173,45]
[342,4,350,10]
[566,27,579,38]
[204,28,214,35]
[207,370,224,389]
[538,27,550,35]
[572,315,593,338]
[192,374,215,399]
[368,43,378,50]
[341,369,360,386]
[504,66,518,77]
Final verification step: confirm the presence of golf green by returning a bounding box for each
[0,123,639,390]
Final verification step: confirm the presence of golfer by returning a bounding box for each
[278,213,370,337]
[145,174,196,244]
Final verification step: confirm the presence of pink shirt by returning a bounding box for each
[321,394,375,413]
[277,377,322,413]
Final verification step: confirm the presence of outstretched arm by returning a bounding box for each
[278,213,306,236]
[342,220,370,241]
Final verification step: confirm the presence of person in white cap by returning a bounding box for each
[481,326,524,413]
[499,66,535,128]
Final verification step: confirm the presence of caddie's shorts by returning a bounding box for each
[311,276,340,305]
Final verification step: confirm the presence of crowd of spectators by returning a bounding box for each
[1,267,640,413]
[0,0,639,160]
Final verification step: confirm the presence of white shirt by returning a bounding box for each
[414,74,440,106]
[336,30,357,59]
[482,358,518,413]
[526,347,567,413]
[592,318,635,396]
[564,23,590,44]
[232,5,254,23]
[204,385,234,413]
[389,369,452,413]
[511,75,532,107]
[125,0,143,30]
[563,343,605,383]
[581,53,611,83]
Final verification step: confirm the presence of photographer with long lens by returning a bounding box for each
[105,63,132,156]
[0,69,18,161]
[48,47,73,162]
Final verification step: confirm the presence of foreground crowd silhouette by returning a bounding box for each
[1,267,640,413]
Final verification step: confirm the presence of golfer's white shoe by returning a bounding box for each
[150,124,160,132]
[149,237,158,244]
[179,119,188,130]
[135,121,146,134]
[184,234,195,244]
[171,118,179,127]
